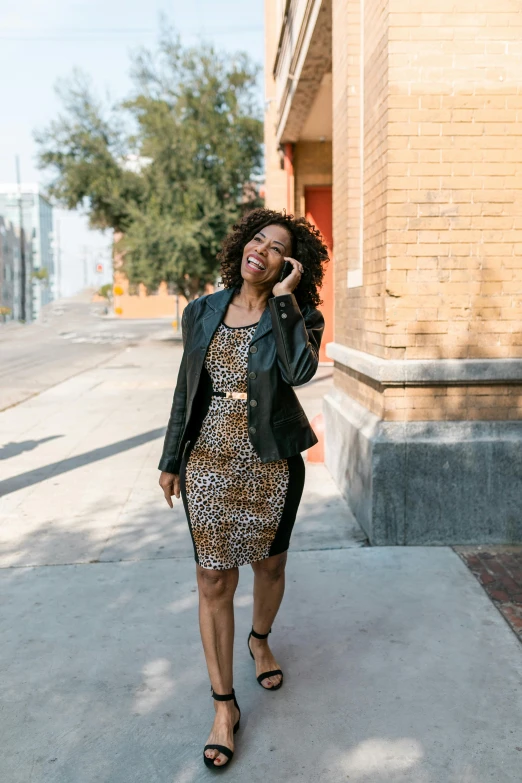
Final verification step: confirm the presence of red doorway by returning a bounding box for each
[304,186,333,364]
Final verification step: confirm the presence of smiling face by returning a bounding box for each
[241,224,292,287]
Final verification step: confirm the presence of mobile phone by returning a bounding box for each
[279,260,293,283]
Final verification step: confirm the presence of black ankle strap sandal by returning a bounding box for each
[203,687,241,771]
[247,627,284,691]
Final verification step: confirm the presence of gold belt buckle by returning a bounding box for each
[225,391,247,400]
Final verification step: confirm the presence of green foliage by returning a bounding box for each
[35,26,263,298]
[32,268,49,282]
[97,283,113,300]
[35,71,145,232]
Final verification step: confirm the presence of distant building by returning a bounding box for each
[0,216,33,322]
[0,184,54,321]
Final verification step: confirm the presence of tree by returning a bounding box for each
[35,26,263,299]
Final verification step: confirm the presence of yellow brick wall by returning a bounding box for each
[264,0,288,211]
[363,0,389,353]
[333,0,389,359]
[333,0,359,351]
[383,384,522,422]
[333,0,522,363]
[334,365,522,422]
[334,364,385,417]
[385,2,522,361]
[267,0,522,421]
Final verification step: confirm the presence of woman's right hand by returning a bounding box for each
[159,471,180,508]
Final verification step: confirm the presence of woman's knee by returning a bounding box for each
[196,565,238,601]
[252,552,287,581]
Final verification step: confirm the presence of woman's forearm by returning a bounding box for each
[268,293,324,386]
[158,302,193,473]
[158,349,188,473]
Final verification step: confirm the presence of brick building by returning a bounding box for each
[264,0,522,544]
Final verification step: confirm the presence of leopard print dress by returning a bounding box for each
[180,321,305,570]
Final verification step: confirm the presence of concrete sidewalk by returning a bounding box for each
[1,339,522,782]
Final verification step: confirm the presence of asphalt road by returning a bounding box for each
[0,291,176,411]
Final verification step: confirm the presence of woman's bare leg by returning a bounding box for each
[197,564,240,767]
[250,551,287,688]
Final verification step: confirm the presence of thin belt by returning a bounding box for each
[212,390,247,400]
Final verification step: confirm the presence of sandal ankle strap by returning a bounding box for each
[210,687,236,701]
[250,627,271,640]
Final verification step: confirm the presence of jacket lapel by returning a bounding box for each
[201,287,235,342]
[250,305,273,344]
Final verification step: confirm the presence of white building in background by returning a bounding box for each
[0,184,54,321]
[0,216,32,322]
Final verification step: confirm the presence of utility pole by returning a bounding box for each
[55,218,61,300]
[15,156,26,322]
[82,246,88,289]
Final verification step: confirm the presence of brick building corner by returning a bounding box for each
[264,0,522,544]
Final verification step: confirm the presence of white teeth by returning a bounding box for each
[247,256,265,271]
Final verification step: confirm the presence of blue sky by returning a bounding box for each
[0,0,264,295]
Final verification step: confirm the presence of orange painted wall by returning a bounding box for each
[113,274,188,322]
[305,186,334,364]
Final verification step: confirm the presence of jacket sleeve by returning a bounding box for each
[157,302,192,473]
[268,293,325,386]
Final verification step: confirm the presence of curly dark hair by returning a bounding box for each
[218,208,330,309]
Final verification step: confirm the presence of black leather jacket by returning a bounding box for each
[158,286,325,474]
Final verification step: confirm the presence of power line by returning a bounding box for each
[0,36,156,41]
[0,27,157,32]
[0,25,263,42]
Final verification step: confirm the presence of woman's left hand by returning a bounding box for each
[272,257,304,298]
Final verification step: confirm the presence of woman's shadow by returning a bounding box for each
[0,435,63,461]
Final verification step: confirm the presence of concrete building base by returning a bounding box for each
[324,390,522,546]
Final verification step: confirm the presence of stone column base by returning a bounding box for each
[324,390,522,545]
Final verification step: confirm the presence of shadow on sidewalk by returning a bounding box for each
[0,435,64,461]
[0,428,165,497]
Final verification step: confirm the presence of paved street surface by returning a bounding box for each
[0,292,171,411]
[1,325,522,781]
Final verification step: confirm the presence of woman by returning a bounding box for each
[158,208,328,770]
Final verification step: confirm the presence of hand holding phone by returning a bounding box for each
[279,260,293,283]
[272,257,304,297]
